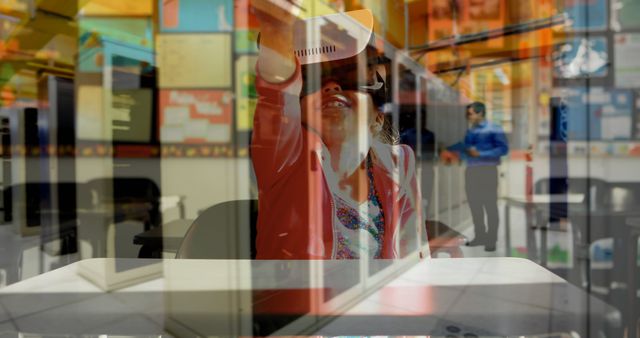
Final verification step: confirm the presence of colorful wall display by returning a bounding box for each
[555,87,633,141]
[562,0,607,31]
[554,37,608,79]
[160,90,233,143]
[614,33,640,88]
[160,0,233,32]
[156,34,232,88]
[79,17,153,49]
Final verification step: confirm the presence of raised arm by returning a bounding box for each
[250,0,305,189]
[252,0,297,83]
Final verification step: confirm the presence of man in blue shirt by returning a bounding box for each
[447,102,509,252]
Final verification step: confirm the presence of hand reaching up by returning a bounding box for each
[250,0,301,83]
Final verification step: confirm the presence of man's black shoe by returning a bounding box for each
[466,238,485,247]
[484,244,496,252]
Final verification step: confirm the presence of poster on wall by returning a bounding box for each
[160,0,233,32]
[562,0,607,31]
[555,87,633,140]
[614,33,640,88]
[554,36,608,79]
[156,34,232,88]
[160,90,233,143]
[611,0,640,30]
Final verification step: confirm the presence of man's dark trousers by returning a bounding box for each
[465,165,499,246]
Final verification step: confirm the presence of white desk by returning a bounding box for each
[503,193,586,265]
[505,194,585,205]
[0,258,617,337]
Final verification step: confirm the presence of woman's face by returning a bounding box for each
[300,79,383,148]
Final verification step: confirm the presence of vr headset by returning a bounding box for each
[259,7,390,107]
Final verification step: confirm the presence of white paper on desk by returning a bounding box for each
[206,124,230,142]
[185,119,208,138]
[164,106,190,125]
[161,126,185,142]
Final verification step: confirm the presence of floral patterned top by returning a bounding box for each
[334,156,386,259]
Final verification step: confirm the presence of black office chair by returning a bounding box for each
[587,182,640,337]
[86,177,162,229]
[40,182,93,256]
[176,199,258,259]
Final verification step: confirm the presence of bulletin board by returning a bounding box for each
[156,34,232,88]
[159,89,233,144]
[555,87,633,141]
[614,33,640,88]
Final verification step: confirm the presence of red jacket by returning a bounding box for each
[251,62,424,259]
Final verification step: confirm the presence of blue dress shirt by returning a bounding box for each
[448,120,509,167]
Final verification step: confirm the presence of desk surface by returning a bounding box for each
[505,194,585,204]
[0,258,616,337]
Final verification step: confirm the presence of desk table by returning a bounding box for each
[0,258,617,337]
[503,194,585,265]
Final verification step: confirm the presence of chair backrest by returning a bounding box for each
[86,177,162,228]
[176,199,258,259]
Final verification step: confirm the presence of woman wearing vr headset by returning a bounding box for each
[250,0,424,259]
